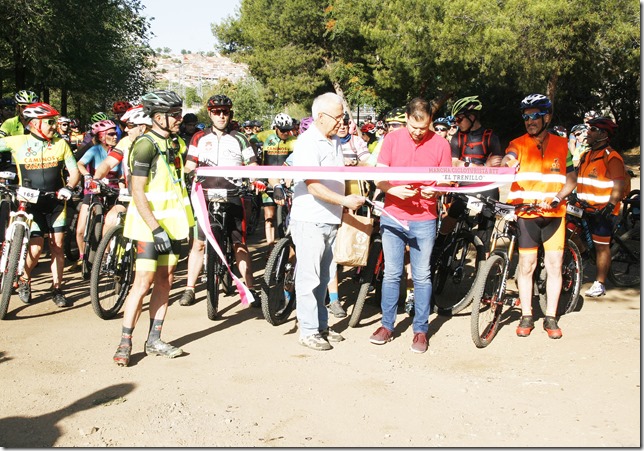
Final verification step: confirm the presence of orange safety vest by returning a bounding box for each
[576,146,625,216]
[506,133,569,218]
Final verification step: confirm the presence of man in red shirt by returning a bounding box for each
[370,98,452,354]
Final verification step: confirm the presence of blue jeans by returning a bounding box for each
[291,220,338,338]
[379,215,436,334]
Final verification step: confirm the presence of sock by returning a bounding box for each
[329,292,339,304]
[119,326,134,347]
[284,290,291,301]
[147,319,164,343]
[186,286,195,291]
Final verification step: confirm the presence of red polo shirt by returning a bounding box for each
[377,127,452,221]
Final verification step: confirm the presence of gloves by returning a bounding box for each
[272,184,285,202]
[57,187,73,201]
[152,226,172,253]
[252,180,267,192]
[549,196,561,209]
[567,192,579,206]
[600,203,615,221]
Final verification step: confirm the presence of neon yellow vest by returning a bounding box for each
[123,133,194,241]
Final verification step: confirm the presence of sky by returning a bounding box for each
[140,0,241,54]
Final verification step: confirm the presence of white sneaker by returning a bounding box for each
[585,281,606,297]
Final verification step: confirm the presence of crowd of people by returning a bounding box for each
[0,88,629,363]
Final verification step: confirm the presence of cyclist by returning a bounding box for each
[178,94,261,308]
[74,111,110,160]
[575,117,626,298]
[0,90,39,137]
[93,106,152,232]
[0,102,80,307]
[69,118,85,152]
[111,100,132,141]
[75,119,122,270]
[0,97,16,124]
[55,116,72,145]
[432,117,450,140]
[113,90,193,366]
[568,124,589,167]
[258,113,297,249]
[501,94,577,339]
[360,122,379,153]
[435,95,503,252]
[179,112,198,150]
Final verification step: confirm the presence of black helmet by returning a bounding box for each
[182,113,198,124]
[587,117,618,137]
[141,90,182,115]
[207,94,233,110]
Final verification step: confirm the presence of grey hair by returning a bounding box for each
[312,92,343,117]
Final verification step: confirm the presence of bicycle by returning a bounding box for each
[260,186,296,326]
[79,179,119,280]
[430,192,486,316]
[469,197,582,348]
[0,182,56,319]
[564,196,640,289]
[63,185,83,263]
[89,190,136,320]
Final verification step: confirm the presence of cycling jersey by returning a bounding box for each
[186,127,256,192]
[79,143,122,188]
[450,127,502,165]
[0,134,76,192]
[261,132,296,166]
[576,145,626,215]
[0,115,27,137]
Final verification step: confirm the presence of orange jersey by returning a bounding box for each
[577,146,626,215]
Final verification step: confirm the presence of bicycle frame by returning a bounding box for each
[0,201,32,276]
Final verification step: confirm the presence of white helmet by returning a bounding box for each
[274,113,293,130]
[121,106,152,126]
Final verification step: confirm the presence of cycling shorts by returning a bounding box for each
[29,197,67,237]
[194,202,245,245]
[587,214,616,245]
[260,191,276,207]
[517,216,565,254]
[134,240,182,271]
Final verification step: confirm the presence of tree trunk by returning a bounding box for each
[60,87,68,116]
[547,73,559,111]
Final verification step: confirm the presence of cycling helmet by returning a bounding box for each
[251,120,262,128]
[70,118,81,129]
[15,90,39,105]
[182,113,198,124]
[122,107,152,126]
[22,102,59,119]
[570,124,588,134]
[274,113,294,130]
[0,97,16,108]
[360,123,376,134]
[584,110,599,120]
[112,101,132,115]
[519,94,552,113]
[446,115,456,126]
[207,94,233,110]
[451,96,483,116]
[385,107,406,124]
[91,120,116,135]
[375,120,386,130]
[57,116,71,124]
[299,116,314,134]
[241,120,253,128]
[433,117,450,129]
[90,111,109,123]
[141,90,183,115]
[587,117,618,137]
[552,125,567,137]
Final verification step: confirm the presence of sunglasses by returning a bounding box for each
[454,115,466,123]
[105,131,118,137]
[166,110,183,119]
[43,119,56,126]
[59,122,70,126]
[125,122,138,129]
[522,112,548,121]
[435,127,448,132]
[209,108,231,116]
[588,126,602,133]
[388,123,404,129]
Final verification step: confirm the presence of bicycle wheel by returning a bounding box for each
[349,235,382,328]
[90,224,132,319]
[245,194,261,236]
[64,202,80,262]
[432,231,485,316]
[620,189,640,232]
[87,204,103,264]
[607,230,640,287]
[261,235,296,325]
[535,239,583,316]
[0,198,12,243]
[470,254,507,348]
[0,220,25,320]
[206,227,224,320]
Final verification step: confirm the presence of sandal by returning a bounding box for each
[113,344,132,367]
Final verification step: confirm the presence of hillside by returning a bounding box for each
[152,52,249,88]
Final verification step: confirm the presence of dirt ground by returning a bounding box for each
[0,175,641,447]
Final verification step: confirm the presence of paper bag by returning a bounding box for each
[334,210,373,267]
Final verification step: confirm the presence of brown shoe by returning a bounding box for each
[369,326,393,345]
[410,332,428,354]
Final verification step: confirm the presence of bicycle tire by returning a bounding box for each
[432,231,485,316]
[470,254,507,348]
[620,189,640,232]
[90,225,132,319]
[535,239,583,316]
[607,230,640,287]
[64,202,80,262]
[87,204,103,264]
[261,235,296,325]
[206,226,223,320]
[0,221,25,320]
[349,235,382,328]
[0,198,11,243]
[245,194,261,236]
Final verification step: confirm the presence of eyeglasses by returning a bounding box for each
[388,123,403,129]
[588,126,602,133]
[105,131,118,137]
[209,108,231,116]
[59,123,70,127]
[522,112,548,121]
[454,115,466,124]
[42,119,56,126]
[166,110,183,119]
[126,122,136,129]
[435,127,448,132]
[321,112,343,124]
[450,125,458,129]
[277,128,291,134]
